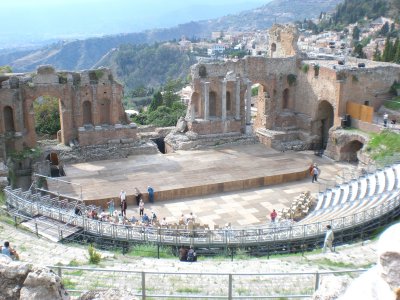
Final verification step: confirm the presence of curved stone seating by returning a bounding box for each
[300,164,400,225]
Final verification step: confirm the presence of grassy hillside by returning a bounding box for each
[99,43,196,90]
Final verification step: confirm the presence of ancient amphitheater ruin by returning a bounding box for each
[1,24,400,261]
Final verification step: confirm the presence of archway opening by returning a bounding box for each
[271,43,277,57]
[340,140,363,162]
[316,100,334,149]
[4,106,15,132]
[46,152,65,177]
[99,98,111,125]
[151,137,166,154]
[82,101,93,126]
[209,91,217,117]
[33,96,61,140]
[191,92,200,117]
[282,88,290,110]
[226,91,231,112]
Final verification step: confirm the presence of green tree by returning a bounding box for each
[352,26,360,41]
[392,37,399,61]
[149,91,163,112]
[373,44,381,61]
[353,43,366,58]
[33,96,61,135]
[382,36,393,62]
[394,40,400,63]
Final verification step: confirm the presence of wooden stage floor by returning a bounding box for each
[48,144,312,207]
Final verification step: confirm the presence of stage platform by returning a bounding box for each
[48,144,312,207]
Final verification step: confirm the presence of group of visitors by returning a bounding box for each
[178,212,196,225]
[179,245,197,262]
[1,241,19,260]
[78,185,166,229]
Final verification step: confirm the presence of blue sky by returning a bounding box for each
[1,0,269,47]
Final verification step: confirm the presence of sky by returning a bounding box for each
[1,0,269,48]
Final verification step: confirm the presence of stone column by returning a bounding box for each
[235,77,241,120]
[203,81,210,120]
[246,79,252,125]
[221,79,227,121]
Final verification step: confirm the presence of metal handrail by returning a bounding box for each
[5,184,400,247]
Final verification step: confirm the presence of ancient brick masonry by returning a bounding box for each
[184,24,400,159]
[0,65,137,157]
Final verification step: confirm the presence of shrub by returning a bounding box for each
[88,244,101,264]
[301,64,309,73]
[287,74,297,86]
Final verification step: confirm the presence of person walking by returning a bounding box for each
[323,225,334,253]
[270,209,277,222]
[120,198,127,217]
[134,188,142,206]
[311,163,320,183]
[383,113,388,127]
[107,199,115,216]
[147,186,154,203]
[139,199,144,216]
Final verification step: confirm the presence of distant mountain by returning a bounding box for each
[203,0,343,31]
[0,0,343,74]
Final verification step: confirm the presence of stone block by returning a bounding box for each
[108,139,121,144]
[121,138,135,144]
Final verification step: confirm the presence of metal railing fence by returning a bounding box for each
[5,185,400,252]
[48,265,367,299]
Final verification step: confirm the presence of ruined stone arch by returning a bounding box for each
[209,91,217,117]
[82,101,93,125]
[315,100,334,149]
[339,139,364,162]
[3,106,15,132]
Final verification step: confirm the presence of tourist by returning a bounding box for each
[151,211,157,223]
[383,113,388,127]
[107,199,115,216]
[142,213,150,224]
[134,188,142,206]
[187,245,197,262]
[1,241,19,260]
[323,225,335,253]
[99,209,107,221]
[270,209,277,222]
[130,215,138,223]
[178,245,187,261]
[119,190,127,204]
[120,198,127,217]
[147,186,154,203]
[74,206,82,216]
[178,214,185,225]
[160,217,168,227]
[139,199,144,216]
[311,163,320,183]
